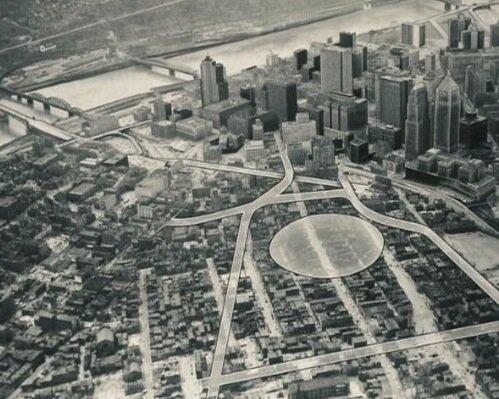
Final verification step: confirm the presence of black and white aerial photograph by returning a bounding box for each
[1,0,499,398]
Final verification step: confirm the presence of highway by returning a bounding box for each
[0,100,75,141]
[181,159,341,187]
[339,171,499,305]
[206,132,294,399]
[202,320,499,388]
[341,165,498,237]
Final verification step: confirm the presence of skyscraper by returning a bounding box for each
[448,15,471,48]
[261,79,297,122]
[461,25,485,50]
[339,32,357,48]
[464,63,486,105]
[321,45,354,94]
[200,56,229,107]
[376,73,413,137]
[401,22,426,47]
[491,21,499,47]
[434,73,461,154]
[405,83,430,161]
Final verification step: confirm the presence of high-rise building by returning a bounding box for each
[459,111,488,149]
[321,45,354,94]
[401,22,426,47]
[350,138,369,163]
[376,74,413,137]
[434,73,461,154]
[405,83,430,161]
[323,91,368,135]
[461,25,485,50]
[464,63,486,105]
[261,79,298,122]
[491,21,499,47]
[153,95,172,121]
[293,49,308,71]
[339,32,357,48]
[448,15,471,48]
[200,56,229,107]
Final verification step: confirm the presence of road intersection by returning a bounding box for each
[146,137,499,398]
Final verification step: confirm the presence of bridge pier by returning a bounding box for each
[27,98,34,107]
[168,69,176,78]
[43,103,51,114]
[6,114,29,134]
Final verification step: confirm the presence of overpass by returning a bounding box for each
[0,85,84,119]
[132,58,198,78]
[0,100,75,141]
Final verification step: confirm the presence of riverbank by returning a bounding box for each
[3,0,388,94]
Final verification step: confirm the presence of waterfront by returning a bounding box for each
[169,0,442,75]
[31,66,179,111]
[1,0,443,145]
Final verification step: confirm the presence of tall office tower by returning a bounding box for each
[263,79,297,122]
[401,22,426,47]
[321,45,354,94]
[353,46,368,78]
[376,74,413,137]
[434,73,461,154]
[405,83,430,161]
[293,49,308,71]
[325,91,368,134]
[153,95,172,121]
[401,23,414,46]
[339,32,356,48]
[461,25,485,50]
[423,72,445,147]
[311,136,335,167]
[491,21,499,47]
[448,15,472,48]
[465,63,486,104]
[200,56,229,107]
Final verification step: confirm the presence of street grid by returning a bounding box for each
[150,133,499,398]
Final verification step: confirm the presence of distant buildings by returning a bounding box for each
[461,25,485,51]
[200,56,229,107]
[491,20,499,47]
[448,14,471,49]
[405,83,430,161]
[434,74,461,154]
[401,22,426,48]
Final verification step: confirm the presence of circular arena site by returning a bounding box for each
[269,214,384,279]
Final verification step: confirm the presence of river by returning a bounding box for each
[1,0,442,146]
